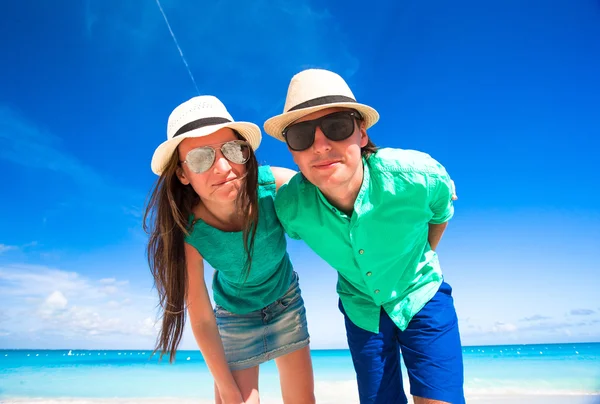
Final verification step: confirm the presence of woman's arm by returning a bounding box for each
[184,242,243,403]
[271,166,297,192]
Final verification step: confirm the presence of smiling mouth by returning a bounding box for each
[313,161,340,169]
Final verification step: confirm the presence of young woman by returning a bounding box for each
[144,95,315,404]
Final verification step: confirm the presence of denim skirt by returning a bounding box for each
[214,271,310,370]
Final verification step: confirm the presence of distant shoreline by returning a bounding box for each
[2,394,600,404]
[2,341,599,351]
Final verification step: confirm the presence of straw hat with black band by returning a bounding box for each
[264,69,379,141]
[151,95,261,175]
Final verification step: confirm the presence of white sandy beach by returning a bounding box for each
[3,375,599,404]
[2,377,599,403]
[4,386,600,404]
[3,396,600,404]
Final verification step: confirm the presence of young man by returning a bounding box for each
[264,69,464,404]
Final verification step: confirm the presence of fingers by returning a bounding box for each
[450,180,458,201]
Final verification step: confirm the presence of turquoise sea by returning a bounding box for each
[1,343,599,403]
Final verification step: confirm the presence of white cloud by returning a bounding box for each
[0,264,136,301]
[106,298,134,310]
[39,304,157,338]
[0,264,159,347]
[46,291,68,308]
[459,312,600,346]
[492,322,518,333]
[141,317,160,337]
[0,265,87,299]
[0,244,18,254]
[520,314,552,322]
[100,285,118,295]
[0,241,39,256]
[570,308,595,316]
[98,278,129,295]
[459,318,519,336]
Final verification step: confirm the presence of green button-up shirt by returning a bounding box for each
[275,148,455,333]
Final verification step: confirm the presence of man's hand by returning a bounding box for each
[451,180,458,201]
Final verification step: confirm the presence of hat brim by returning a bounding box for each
[263,102,379,142]
[151,121,261,175]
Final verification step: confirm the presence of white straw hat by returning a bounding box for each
[151,95,262,175]
[264,69,379,141]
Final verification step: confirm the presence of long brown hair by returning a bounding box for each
[143,133,259,363]
[356,111,378,159]
[361,138,378,159]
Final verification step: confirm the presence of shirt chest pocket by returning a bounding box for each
[354,219,429,259]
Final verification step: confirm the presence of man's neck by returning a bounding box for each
[319,163,364,216]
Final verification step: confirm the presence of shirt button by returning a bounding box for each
[374,289,380,294]
[366,272,372,276]
[359,249,364,255]
[331,208,336,213]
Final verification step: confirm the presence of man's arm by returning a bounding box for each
[429,180,455,250]
[428,222,448,251]
[271,166,297,192]
[426,161,455,250]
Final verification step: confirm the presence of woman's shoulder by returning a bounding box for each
[258,165,297,194]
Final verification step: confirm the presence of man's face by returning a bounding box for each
[287,107,368,191]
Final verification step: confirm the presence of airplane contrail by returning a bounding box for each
[155,0,200,95]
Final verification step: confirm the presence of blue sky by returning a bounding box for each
[0,0,599,350]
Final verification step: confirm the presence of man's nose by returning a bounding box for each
[311,127,332,153]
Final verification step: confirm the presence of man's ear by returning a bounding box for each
[359,121,369,148]
[177,166,190,185]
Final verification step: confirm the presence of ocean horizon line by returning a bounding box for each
[2,341,599,352]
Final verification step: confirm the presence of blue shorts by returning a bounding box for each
[215,271,310,370]
[339,281,465,404]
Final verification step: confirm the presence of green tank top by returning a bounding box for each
[185,165,293,314]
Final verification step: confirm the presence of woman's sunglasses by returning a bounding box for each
[180,140,251,174]
[282,110,362,152]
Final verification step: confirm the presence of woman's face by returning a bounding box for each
[176,128,247,204]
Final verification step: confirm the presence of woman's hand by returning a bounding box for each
[219,387,245,404]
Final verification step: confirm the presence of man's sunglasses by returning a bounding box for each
[282,110,362,152]
[180,140,250,174]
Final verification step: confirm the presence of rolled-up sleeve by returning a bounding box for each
[428,164,455,224]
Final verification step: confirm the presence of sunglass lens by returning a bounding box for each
[285,122,314,151]
[321,115,355,141]
[186,148,215,173]
[222,140,250,165]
